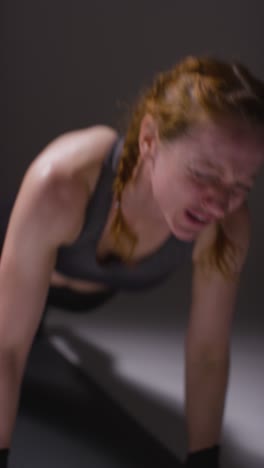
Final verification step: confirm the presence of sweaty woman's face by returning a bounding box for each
[149,119,264,242]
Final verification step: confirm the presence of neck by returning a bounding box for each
[120,160,169,235]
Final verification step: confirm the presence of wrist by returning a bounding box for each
[184,444,220,467]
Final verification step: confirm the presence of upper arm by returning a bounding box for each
[187,203,251,355]
[0,124,118,356]
[0,166,73,356]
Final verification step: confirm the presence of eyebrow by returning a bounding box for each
[197,159,224,173]
[194,159,257,187]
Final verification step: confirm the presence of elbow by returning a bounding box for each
[185,340,231,367]
[198,353,230,371]
[0,346,22,382]
[0,342,30,377]
[0,329,29,373]
[185,347,231,376]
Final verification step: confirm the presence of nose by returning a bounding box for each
[202,186,230,219]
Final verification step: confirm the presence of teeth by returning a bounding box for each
[190,212,208,223]
[195,214,207,222]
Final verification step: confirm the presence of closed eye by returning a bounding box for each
[189,170,217,183]
[189,170,252,195]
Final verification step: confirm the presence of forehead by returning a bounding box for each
[185,119,264,174]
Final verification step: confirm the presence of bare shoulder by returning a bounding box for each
[9,125,119,247]
[192,202,251,272]
[33,125,118,180]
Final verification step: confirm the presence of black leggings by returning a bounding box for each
[0,196,116,314]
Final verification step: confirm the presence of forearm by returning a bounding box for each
[0,351,24,448]
[184,349,230,452]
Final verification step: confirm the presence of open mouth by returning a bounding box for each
[185,210,211,226]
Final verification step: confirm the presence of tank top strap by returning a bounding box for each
[71,135,124,244]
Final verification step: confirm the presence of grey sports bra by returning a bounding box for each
[55,136,194,291]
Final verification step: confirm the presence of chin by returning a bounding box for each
[168,221,198,242]
[174,229,197,242]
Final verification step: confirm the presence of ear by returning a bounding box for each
[138,114,160,163]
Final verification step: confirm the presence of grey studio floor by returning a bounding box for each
[10,260,263,468]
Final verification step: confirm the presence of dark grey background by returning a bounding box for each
[1,0,264,193]
[1,1,264,467]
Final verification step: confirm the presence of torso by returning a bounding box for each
[47,126,174,293]
[51,215,172,292]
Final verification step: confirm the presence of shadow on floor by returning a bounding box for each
[44,325,264,468]
[10,337,182,468]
